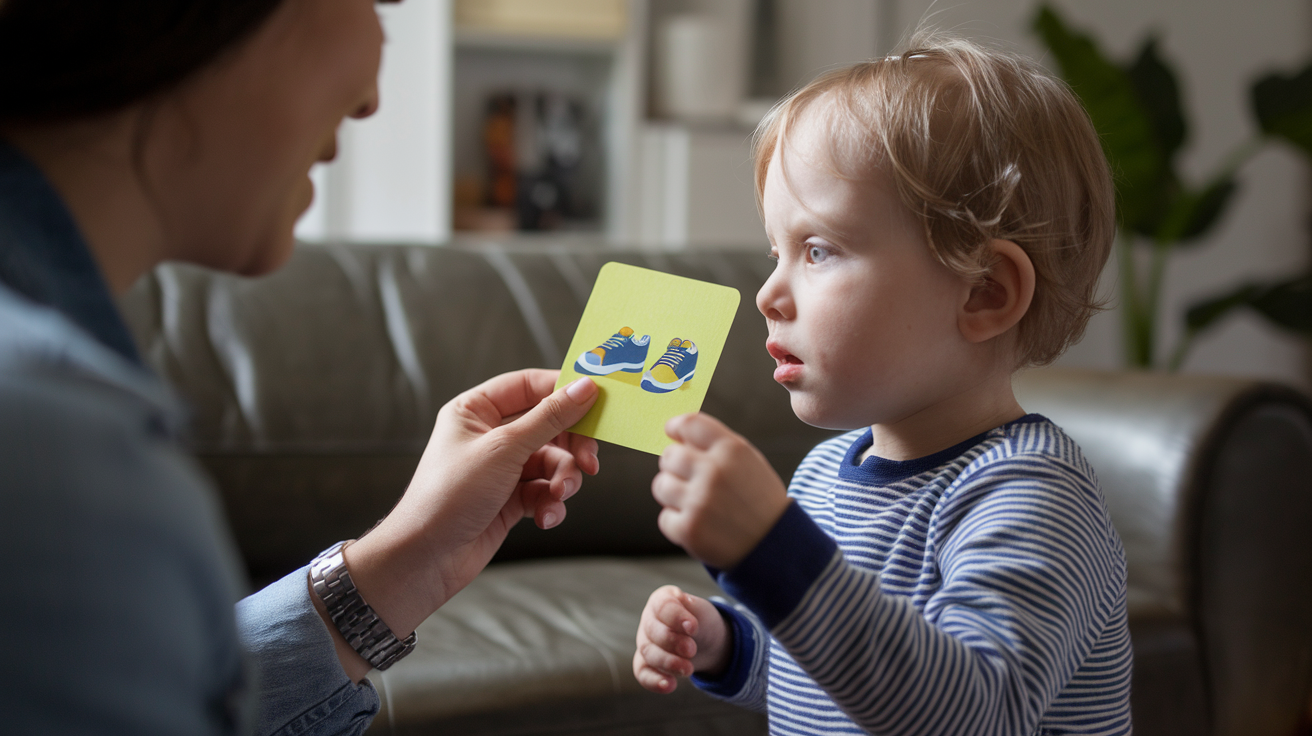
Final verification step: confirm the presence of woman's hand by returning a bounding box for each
[412,369,600,540]
[326,369,599,680]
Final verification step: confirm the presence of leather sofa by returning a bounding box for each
[119,242,1312,736]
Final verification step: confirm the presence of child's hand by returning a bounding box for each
[633,585,729,694]
[652,413,790,569]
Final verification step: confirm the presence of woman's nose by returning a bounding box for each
[351,86,380,119]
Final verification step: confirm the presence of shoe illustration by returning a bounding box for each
[641,338,698,393]
[575,327,651,375]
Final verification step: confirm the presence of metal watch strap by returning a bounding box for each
[309,541,417,671]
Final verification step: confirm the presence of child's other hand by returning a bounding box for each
[653,413,790,569]
[633,585,729,694]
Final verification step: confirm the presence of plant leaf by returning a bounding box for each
[1253,63,1312,155]
[1156,175,1238,245]
[1032,5,1166,232]
[1126,37,1187,161]
[1185,273,1312,335]
[1250,273,1312,332]
[1185,284,1262,333]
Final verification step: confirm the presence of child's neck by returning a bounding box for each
[861,371,1025,463]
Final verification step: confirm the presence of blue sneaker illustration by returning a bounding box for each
[641,338,698,393]
[575,327,651,375]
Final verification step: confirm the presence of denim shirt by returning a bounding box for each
[0,141,379,735]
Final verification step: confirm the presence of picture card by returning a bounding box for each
[555,262,741,455]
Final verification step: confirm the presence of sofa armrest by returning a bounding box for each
[1017,368,1312,736]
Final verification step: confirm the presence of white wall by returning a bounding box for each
[774,0,882,90]
[295,0,453,243]
[885,0,1311,388]
[634,125,763,247]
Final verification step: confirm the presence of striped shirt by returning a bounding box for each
[693,415,1132,735]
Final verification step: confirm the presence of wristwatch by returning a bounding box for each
[309,541,417,671]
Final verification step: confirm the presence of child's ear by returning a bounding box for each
[958,239,1035,344]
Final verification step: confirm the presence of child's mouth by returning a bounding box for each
[766,341,803,383]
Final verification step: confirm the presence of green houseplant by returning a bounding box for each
[1033,4,1312,369]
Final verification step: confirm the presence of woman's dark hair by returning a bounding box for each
[0,0,287,123]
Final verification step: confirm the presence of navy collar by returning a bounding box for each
[0,140,141,364]
[838,414,1048,485]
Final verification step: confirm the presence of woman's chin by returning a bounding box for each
[299,173,316,215]
[234,228,298,277]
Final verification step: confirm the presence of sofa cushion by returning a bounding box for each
[365,556,764,735]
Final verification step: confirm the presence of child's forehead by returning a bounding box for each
[764,122,919,247]
[770,58,968,180]
[776,96,886,184]
[771,105,892,196]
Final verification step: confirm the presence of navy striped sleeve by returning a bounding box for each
[715,501,838,629]
[690,600,769,711]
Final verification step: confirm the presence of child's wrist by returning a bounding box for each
[716,493,792,571]
[693,606,734,677]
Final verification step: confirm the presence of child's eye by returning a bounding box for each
[807,243,832,263]
[767,249,779,262]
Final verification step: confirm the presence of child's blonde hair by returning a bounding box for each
[753,31,1115,366]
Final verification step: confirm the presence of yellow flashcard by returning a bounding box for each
[555,262,741,455]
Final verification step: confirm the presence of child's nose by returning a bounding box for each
[756,270,793,321]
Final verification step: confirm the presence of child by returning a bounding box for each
[633,32,1132,736]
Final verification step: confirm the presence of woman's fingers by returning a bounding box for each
[515,477,567,529]
[470,368,561,421]
[569,431,600,477]
[535,499,565,529]
[526,443,581,496]
[490,376,597,462]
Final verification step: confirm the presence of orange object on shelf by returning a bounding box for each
[482,94,517,208]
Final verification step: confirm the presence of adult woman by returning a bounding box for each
[0,1,600,733]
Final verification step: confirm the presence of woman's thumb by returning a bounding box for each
[499,377,597,454]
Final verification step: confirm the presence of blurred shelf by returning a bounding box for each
[455,28,620,56]
[450,1,645,243]
[454,0,627,47]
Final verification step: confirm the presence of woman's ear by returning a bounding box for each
[958,239,1035,344]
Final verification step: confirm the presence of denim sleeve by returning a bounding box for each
[0,366,252,734]
[0,310,379,736]
[236,569,381,736]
